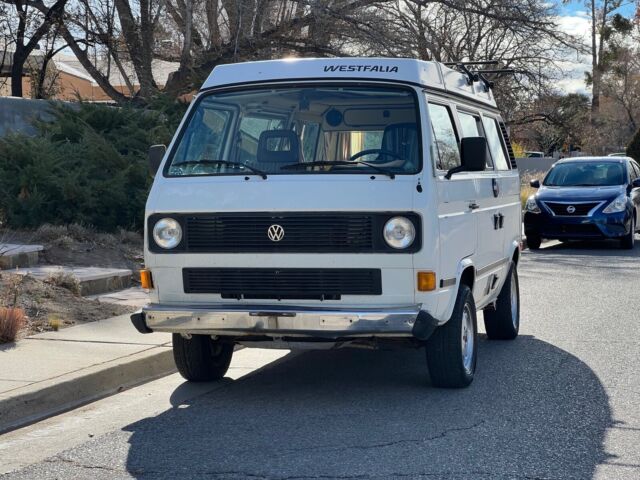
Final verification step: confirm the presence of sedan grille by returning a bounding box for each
[543,202,600,216]
[182,268,382,300]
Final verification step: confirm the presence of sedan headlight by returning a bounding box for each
[152,218,182,249]
[603,194,628,214]
[525,195,541,214]
[383,216,416,249]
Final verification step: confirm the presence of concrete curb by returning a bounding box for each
[0,344,175,434]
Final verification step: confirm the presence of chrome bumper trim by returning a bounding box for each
[140,303,425,338]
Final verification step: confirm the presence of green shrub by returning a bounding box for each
[0,99,186,232]
[627,128,640,162]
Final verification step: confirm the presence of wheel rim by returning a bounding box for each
[461,304,474,374]
[510,271,519,329]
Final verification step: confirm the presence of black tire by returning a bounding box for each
[172,334,234,382]
[425,284,477,388]
[527,234,542,250]
[621,217,635,249]
[484,263,520,340]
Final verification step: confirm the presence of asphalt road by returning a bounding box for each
[1,239,640,479]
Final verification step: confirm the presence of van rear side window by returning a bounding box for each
[428,103,460,171]
[482,117,510,170]
[458,111,493,169]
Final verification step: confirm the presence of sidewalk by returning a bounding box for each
[0,314,174,433]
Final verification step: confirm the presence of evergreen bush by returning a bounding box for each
[0,99,186,232]
[627,128,640,162]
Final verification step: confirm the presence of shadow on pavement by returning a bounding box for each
[117,335,612,479]
[523,238,640,272]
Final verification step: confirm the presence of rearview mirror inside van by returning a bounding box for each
[445,137,488,179]
[149,144,167,176]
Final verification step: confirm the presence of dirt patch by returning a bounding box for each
[1,224,144,274]
[0,224,143,340]
[0,273,134,339]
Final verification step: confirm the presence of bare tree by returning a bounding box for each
[574,0,634,117]
[0,0,68,97]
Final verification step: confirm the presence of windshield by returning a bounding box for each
[543,162,626,187]
[166,86,421,177]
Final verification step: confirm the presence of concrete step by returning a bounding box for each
[10,266,132,296]
[0,244,44,269]
[88,287,149,308]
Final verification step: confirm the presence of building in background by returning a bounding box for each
[0,50,178,102]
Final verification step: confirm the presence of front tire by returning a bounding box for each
[621,217,635,249]
[425,285,477,388]
[173,334,234,382]
[484,263,520,340]
[527,234,542,250]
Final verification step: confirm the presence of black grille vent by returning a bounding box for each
[183,268,382,300]
[543,202,599,216]
[498,122,517,168]
[186,214,374,252]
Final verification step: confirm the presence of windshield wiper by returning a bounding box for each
[281,161,395,179]
[173,160,267,179]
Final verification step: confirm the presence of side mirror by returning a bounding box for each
[530,179,540,188]
[445,137,487,179]
[148,144,166,176]
[632,178,640,189]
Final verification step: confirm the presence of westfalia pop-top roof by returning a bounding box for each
[201,57,497,108]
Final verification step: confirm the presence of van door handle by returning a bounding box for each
[469,202,480,210]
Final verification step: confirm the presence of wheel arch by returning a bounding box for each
[440,257,475,323]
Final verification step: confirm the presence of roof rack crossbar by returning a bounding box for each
[443,60,499,66]
[476,69,516,75]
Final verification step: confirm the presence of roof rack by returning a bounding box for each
[443,61,516,91]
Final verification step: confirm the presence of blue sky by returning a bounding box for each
[553,1,637,94]
[560,0,636,16]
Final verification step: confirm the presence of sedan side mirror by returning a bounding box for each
[148,144,167,176]
[530,179,540,188]
[445,137,488,179]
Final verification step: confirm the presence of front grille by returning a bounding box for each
[147,212,421,253]
[186,214,373,252]
[545,224,602,236]
[543,202,600,216]
[183,268,382,300]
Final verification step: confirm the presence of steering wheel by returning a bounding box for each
[349,149,403,162]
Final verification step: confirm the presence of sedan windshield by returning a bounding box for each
[166,86,421,177]
[543,162,626,187]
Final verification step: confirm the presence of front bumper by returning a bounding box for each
[131,303,438,340]
[524,209,631,240]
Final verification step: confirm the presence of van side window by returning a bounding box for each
[482,116,510,170]
[458,112,481,137]
[628,162,637,181]
[458,111,493,169]
[428,103,460,171]
[632,162,640,179]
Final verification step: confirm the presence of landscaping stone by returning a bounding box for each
[88,287,150,308]
[10,266,132,296]
[0,244,44,270]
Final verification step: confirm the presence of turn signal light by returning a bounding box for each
[417,271,436,292]
[140,269,154,289]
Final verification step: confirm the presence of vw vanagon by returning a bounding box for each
[131,58,522,388]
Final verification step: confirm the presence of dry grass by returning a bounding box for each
[45,271,81,296]
[48,315,62,331]
[520,171,546,208]
[0,307,26,343]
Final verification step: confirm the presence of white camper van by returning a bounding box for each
[131,58,522,388]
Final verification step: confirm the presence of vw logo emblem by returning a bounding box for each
[566,205,576,214]
[267,224,285,242]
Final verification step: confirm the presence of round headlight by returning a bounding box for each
[383,216,416,249]
[153,218,182,249]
